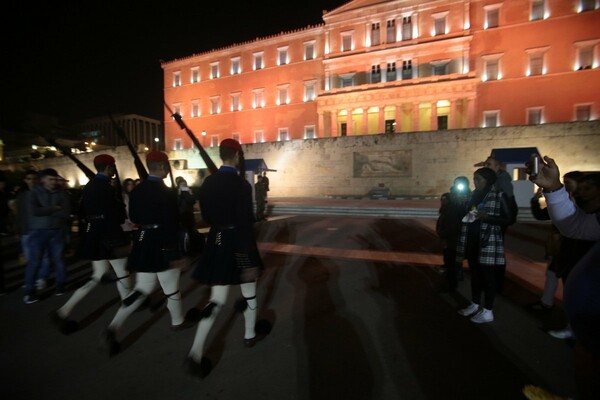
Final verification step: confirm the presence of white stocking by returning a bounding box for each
[109,257,132,299]
[241,282,257,340]
[157,268,183,326]
[108,272,157,336]
[188,285,229,361]
[57,260,109,318]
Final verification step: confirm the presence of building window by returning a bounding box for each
[341,32,353,51]
[304,41,315,60]
[528,52,545,76]
[304,126,316,139]
[277,86,288,105]
[231,93,241,112]
[432,13,447,36]
[579,0,597,12]
[254,52,263,70]
[231,57,241,75]
[482,54,502,81]
[485,59,499,80]
[191,100,200,117]
[304,81,316,101]
[174,104,181,115]
[254,130,264,143]
[253,89,264,108]
[402,60,413,79]
[438,115,448,130]
[278,128,289,141]
[371,23,380,46]
[210,135,219,147]
[210,97,220,114]
[210,62,220,79]
[484,111,499,127]
[575,104,592,121]
[385,119,395,133]
[340,73,354,87]
[386,19,396,43]
[402,16,412,40]
[174,139,182,150]
[173,71,181,87]
[432,60,449,76]
[531,0,545,20]
[371,65,381,83]
[485,5,500,29]
[278,47,288,66]
[577,44,595,70]
[527,108,543,124]
[191,68,199,83]
[232,133,241,143]
[386,62,397,81]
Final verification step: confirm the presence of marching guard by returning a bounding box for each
[99,151,192,355]
[52,154,132,333]
[185,139,265,378]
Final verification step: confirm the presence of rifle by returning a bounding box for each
[164,102,218,174]
[109,115,149,181]
[43,136,96,180]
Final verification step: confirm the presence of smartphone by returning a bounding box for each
[530,156,539,177]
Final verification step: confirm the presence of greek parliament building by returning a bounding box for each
[161,0,599,151]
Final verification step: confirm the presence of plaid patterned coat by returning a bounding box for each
[456,187,511,266]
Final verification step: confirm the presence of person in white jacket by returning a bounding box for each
[529,155,599,400]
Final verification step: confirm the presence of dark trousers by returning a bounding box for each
[442,241,459,290]
[467,248,497,310]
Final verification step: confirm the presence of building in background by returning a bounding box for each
[76,114,164,151]
[162,0,599,150]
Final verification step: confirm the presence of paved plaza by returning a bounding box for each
[0,201,577,400]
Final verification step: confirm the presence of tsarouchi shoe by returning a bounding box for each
[244,319,273,347]
[50,311,78,335]
[184,356,212,380]
[99,329,120,357]
[171,320,196,332]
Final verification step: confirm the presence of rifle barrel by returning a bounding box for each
[164,103,218,174]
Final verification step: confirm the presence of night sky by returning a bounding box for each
[1,1,346,129]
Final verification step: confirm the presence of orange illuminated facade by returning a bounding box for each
[162,0,600,150]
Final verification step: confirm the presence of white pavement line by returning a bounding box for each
[258,242,442,266]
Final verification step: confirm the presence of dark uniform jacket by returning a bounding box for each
[193,166,263,285]
[77,174,129,260]
[127,176,182,272]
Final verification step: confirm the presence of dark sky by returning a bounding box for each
[1,1,346,129]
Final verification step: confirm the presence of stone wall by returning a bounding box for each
[6,121,599,198]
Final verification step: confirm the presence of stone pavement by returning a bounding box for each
[0,198,575,400]
[265,197,556,304]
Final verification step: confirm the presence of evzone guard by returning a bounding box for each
[52,154,132,333]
